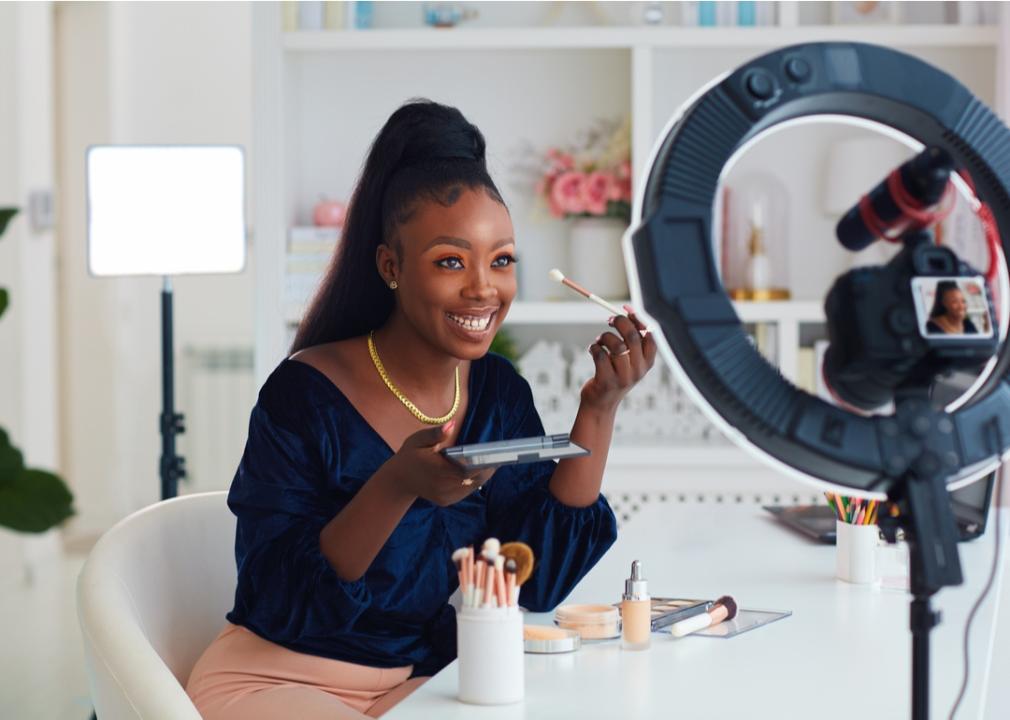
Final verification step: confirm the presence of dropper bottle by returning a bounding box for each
[621,560,651,651]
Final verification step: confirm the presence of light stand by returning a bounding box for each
[159,277,186,500]
[883,387,967,720]
[86,145,246,502]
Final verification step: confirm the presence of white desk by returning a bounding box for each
[387,503,1007,719]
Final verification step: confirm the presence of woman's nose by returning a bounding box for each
[464,268,496,299]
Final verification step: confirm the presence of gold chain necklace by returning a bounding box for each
[367,331,460,425]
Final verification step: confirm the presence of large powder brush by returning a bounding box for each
[499,541,535,586]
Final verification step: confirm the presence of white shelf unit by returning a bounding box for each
[252,5,999,489]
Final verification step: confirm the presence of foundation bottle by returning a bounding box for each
[621,560,650,651]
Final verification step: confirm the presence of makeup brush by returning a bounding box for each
[549,268,627,318]
[499,541,535,587]
[451,548,466,594]
[474,551,486,607]
[669,595,738,638]
[494,555,507,608]
[482,549,497,608]
[504,558,518,607]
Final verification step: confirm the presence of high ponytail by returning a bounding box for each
[290,99,506,353]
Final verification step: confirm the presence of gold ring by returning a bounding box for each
[461,478,474,487]
[614,348,631,357]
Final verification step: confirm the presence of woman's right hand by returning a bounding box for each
[385,421,493,507]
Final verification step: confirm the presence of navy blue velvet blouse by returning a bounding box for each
[225,352,617,677]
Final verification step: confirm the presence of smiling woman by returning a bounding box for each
[186,99,655,720]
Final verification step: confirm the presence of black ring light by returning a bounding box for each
[630,42,1010,493]
[627,42,1010,720]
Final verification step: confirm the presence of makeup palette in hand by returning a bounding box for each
[442,434,589,470]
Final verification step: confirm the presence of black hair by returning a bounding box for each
[929,280,961,318]
[290,99,506,354]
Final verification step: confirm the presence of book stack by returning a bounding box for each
[286,226,339,321]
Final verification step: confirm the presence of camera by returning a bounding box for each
[821,144,1000,413]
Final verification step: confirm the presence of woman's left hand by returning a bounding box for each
[581,306,658,413]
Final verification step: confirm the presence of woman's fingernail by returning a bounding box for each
[444,421,455,433]
[623,304,634,313]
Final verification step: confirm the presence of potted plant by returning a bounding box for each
[0,207,75,533]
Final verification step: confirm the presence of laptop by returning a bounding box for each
[763,471,996,544]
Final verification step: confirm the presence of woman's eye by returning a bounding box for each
[436,257,464,270]
[491,254,517,268]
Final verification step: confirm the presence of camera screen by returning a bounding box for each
[911,276,994,339]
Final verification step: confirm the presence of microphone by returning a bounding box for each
[835,146,955,252]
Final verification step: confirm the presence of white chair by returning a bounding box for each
[77,491,236,719]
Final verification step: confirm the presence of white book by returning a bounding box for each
[813,340,831,402]
[679,1,699,26]
[755,1,776,26]
[716,1,736,26]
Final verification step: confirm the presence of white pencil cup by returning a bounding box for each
[835,520,878,584]
[457,607,524,705]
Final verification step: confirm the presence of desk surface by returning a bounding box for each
[387,503,1006,720]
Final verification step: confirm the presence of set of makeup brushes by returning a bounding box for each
[453,539,534,610]
[825,493,881,525]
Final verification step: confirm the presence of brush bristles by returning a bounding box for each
[716,595,738,620]
[548,268,565,283]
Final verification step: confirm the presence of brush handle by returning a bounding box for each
[669,611,713,638]
[587,293,627,318]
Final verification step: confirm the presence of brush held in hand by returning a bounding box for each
[548,268,627,318]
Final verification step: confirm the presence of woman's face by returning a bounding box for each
[942,288,967,321]
[381,187,517,360]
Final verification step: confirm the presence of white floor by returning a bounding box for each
[1,551,93,720]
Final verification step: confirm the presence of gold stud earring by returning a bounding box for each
[389,280,398,290]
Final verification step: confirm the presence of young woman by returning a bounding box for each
[186,100,657,719]
[926,280,978,334]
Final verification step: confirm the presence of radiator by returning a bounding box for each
[179,346,257,494]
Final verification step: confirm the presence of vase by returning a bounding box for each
[567,217,629,300]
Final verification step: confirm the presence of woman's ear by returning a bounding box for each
[376,243,399,288]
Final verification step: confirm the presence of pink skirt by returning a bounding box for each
[186,624,429,719]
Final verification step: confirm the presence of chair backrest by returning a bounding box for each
[77,491,236,720]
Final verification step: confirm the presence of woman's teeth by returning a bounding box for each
[447,312,493,331]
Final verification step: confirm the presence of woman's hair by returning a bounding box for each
[290,99,506,353]
[929,280,961,318]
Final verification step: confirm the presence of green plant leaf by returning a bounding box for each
[0,208,17,238]
[0,468,75,533]
[0,287,7,320]
[0,428,25,483]
[489,328,519,366]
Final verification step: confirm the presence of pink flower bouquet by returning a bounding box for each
[535,117,632,222]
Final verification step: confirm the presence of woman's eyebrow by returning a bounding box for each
[423,236,515,251]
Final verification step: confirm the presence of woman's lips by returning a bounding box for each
[445,309,498,340]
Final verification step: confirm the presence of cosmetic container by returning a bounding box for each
[523,625,581,654]
[554,604,621,640]
[621,560,651,651]
[456,607,523,705]
[835,520,878,584]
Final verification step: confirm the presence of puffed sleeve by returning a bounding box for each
[226,369,372,642]
[483,359,617,613]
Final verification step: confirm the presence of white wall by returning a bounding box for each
[0,2,60,570]
[55,1,254,537]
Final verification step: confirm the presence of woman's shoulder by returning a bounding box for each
[258,340,361,423]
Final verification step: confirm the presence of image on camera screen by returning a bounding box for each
[911,276,994,339]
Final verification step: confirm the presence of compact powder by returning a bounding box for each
[523,625,581,654]
[554,604,621,640]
